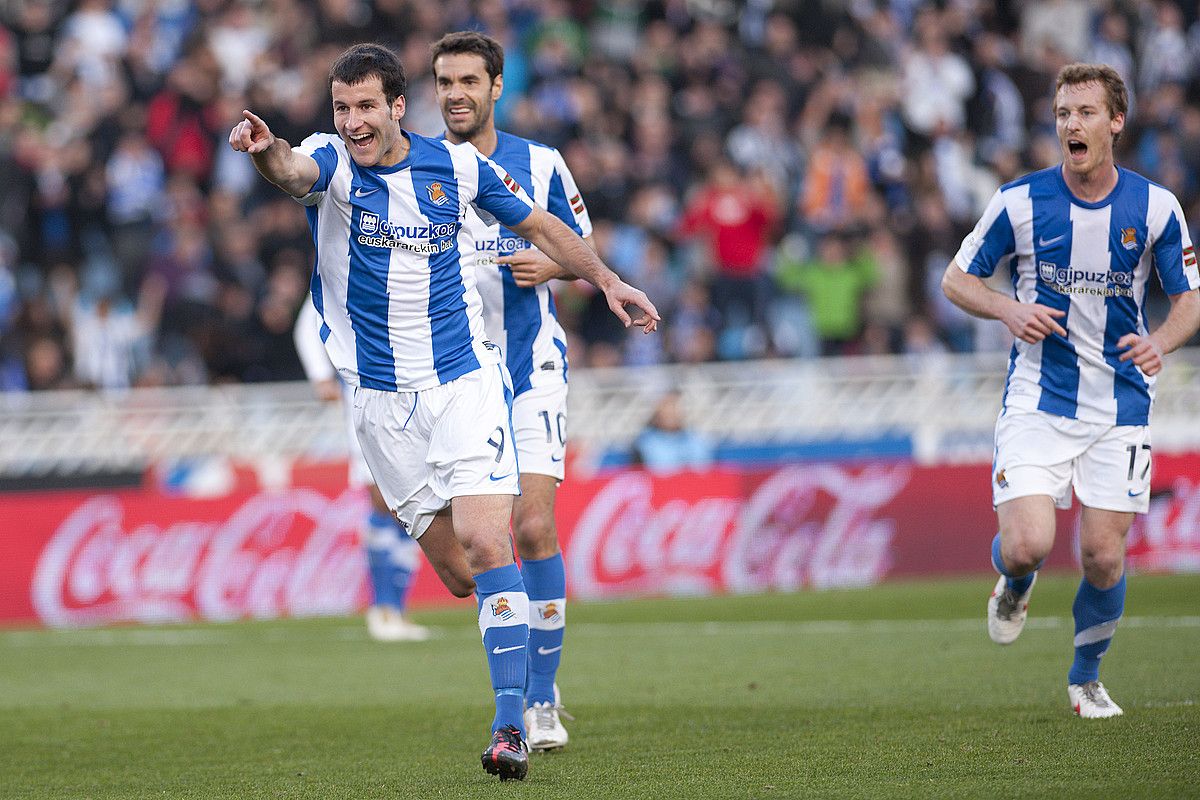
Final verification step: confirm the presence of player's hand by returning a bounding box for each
[1002,302,1067,343]
[1117,333,1166,376]
[603,280,661,333]
[498,251,571,287]
[229,110,275,154]
[313,378,341,403]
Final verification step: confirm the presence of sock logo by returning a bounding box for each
[491,597,515,621]
[538,602,562,624]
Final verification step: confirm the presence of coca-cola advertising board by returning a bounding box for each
[2,455,1198,627]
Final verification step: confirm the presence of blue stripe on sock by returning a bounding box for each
[475,564,529,734]
[522,554,565,704]
[1068,574,1125,685]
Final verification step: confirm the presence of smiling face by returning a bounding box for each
[331,75,407,167]
[433,52,502,144]
[1054,80,1124,179]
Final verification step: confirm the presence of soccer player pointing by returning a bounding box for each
[943,63,1200,718]
[230,43,658,781]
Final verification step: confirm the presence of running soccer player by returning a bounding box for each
[229,43,659,780]
[425,30,585,752]
[942,63,1200,718]
[293,296,428,643]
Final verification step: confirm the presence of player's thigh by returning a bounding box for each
[992,411,1086,510]
[351,386,444,538]
[995,494,1057,558]
[1073,425,1151,513]
[427,365,520,502]
[511,382,568,481]
[416,510,475,597]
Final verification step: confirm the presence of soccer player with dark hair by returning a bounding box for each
[229,42,659,780]
[942,62,1200,718]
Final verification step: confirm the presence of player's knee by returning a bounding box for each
[513,510,557,559]
[1079,547,1124,586]
[1002,537,1048,574]
[445,573,477,598]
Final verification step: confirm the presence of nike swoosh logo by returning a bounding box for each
[1127,489,1146,497]
[1038,234,1066,247]
[550,455,563,463]
[489,472,514,482]
[354,187,379,197]
[492,644,524,655]
[537,645,562,655]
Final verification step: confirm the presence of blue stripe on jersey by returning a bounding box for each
[1030,182,1078,417]
[546,167,582,235]
[410,140,480,384]
[552,335,568,382]
[346,163,398,391]
[309,143,338,193]
[1154,207,1192,294]
[1106,179,1150,424]
[966,209,1015,278]
[501,266,540,395]
[304,206,330,342]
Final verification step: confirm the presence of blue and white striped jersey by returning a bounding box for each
[464,131,592,396]
[295,130,535,392]
[956,166,1199,425]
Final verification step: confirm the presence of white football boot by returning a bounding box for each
[987,572,1036,645]
[524,684,571,752]
[1069,681,1123,719]
[366,606,431,642]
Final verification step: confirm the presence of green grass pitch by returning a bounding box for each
[1,573,1197,799]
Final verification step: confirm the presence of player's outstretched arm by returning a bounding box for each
[1118,288,1200,376]
[510,208,660,332]
[228,110,320,198]
[497,240,591,288]
[941,261,1066,344]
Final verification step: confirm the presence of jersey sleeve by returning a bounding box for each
[1151,192,1200,295]
[544,148,592,237]
[473,153,536,229]
[293,133,341,206]
[954,189,1015,278]
[293,294,337,382]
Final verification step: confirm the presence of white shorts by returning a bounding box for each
[992,410,1151,513]
[511,382,568,481]
[341,382,372,489]
[351,366,520,538]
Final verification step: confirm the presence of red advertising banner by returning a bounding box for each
[2,455,1197,627]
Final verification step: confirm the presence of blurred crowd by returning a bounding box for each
[3,0,1200,392]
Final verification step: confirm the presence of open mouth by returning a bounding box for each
[1067,139,1088,159]
[447,105,473,122]
[348,131,374,150]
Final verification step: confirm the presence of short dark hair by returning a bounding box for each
[430,31,505,81]
[1055,62,1128,124]
[329,43,407,106]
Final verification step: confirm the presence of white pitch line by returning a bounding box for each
[3,616,1199,648]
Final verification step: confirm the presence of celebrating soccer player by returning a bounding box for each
[229,42,659,780]
[942,63,1200,718]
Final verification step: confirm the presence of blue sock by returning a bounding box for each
[387,519,420,613]
[1068,574,1125,685]
[475,564,529,734]
[991,532,1035,595]
[521,554,566,705]
[366,510,400,607]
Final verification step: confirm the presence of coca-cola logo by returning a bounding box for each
[567,465,910,599]
[32,489,369,627]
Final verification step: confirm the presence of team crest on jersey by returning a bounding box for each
[1038,260,1057,283]
[360,211,379,235]
[491,597,515,621]
[427,182,449,206]
[1121,227,1137,251]
[995,469,1009,489]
